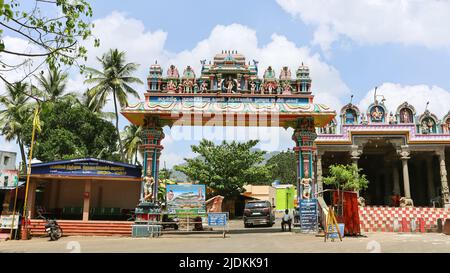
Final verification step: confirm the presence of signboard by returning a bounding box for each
[166,184,206,215]
[299,199,318,233]
[0,170,19,190]
[207,213,228,227]
[31,159,141,178]
[0,215,19,229]
[150,96,309,105]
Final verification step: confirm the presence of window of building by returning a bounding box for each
[3,156,10,166]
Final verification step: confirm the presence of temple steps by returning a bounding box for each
[29,220,133,237]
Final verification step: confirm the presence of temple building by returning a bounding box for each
[316,101,450,208]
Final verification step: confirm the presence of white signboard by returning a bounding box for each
[0,215,19,229]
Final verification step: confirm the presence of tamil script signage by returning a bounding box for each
[207,213,228,227]
[31,158,141,178]
[0,170,19,190]
[0,215,19,229]
[150,96,309,105]
[299,199,318,233]
[166,184,206,215]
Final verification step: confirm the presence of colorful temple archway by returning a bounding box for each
[121,51,336,205]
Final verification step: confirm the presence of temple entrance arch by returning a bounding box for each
[121,52,336,208]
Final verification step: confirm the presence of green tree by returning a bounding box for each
[0,81,33,167]
[34,67,77,103]
[159,168,172,180]
[0,0,98,86]
[21,100,120,162]
[175,139,271,198]
[266,149,297,184]
[121,124,142,165]
[323,164,369,191]
[84,49,143,161]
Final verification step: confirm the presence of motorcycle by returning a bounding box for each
[44,219,63,241]
[37,211,63,241]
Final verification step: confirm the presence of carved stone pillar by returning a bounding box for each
[436,148,450,208]
[140,116,165,202]
[350,145,363,166]
[398,145,413,206]
[292,117,317,202]
[316,150,324,197]
[426,156,436,204]
[392,166,401,195]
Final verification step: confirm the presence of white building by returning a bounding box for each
[0,151,16,171]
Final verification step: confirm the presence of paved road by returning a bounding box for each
[1,220,450,253]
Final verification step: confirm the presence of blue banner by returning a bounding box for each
[208,213,228,227]
[31,158,141,178]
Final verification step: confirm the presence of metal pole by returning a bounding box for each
[9,184,19,240]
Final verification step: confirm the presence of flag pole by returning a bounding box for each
[21,106,39,240]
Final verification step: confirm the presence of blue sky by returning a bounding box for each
[2,0,450,168]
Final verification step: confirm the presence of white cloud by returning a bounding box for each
[358,83,450,119]
[160,152,187,169]
[166,24,349,109]
[277,0,450,51]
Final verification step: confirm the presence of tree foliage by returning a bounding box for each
[175,139,271,198]
[323,164,369,191]
[84,49,143,161]
[266,150,297,184]
[21,100,120,162]
[0,0,98,85]
[0,81,33,167]
[121,124,142,165]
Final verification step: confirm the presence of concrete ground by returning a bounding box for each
[1,219,450,253]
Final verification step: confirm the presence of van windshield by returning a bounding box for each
[245,202,268,209]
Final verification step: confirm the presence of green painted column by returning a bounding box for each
[292,117,317,202]
[140,116,165,203]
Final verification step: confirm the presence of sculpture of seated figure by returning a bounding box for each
[177,83,184,93]
[250,81,256,94]
[167,80,177,93]
[282,82,292,95]
[199,81,208,93]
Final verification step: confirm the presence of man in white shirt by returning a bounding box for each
[281,209,292,232]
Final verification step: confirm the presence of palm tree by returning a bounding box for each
[0,82,33,168]
[121,124,142,164]
[35,67,77,103]
[84,49,143,161]
[81,89,115,121]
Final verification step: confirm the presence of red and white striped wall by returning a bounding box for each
[359,206,449,232]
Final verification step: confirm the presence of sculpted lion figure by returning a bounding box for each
[400,197,414,207]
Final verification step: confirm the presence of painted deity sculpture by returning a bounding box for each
[389,112,396,124]
[301,177,312,200]
[401,109,412,123]
[199,81,208,93]
[345,109,356,124]
[282,82,292,95]
[250,81,256,93]
[371,106,384,122]
[143,176,155,201]
[445,119,450,134]
[167,80,177,93]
